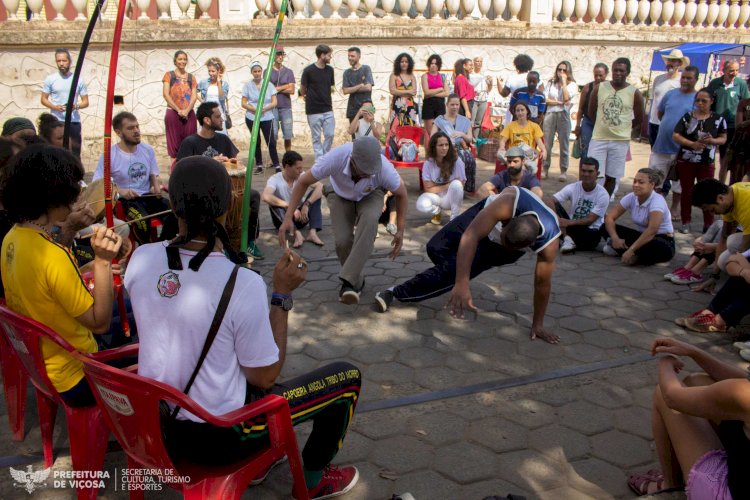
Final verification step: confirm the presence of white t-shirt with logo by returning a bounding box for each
[92,144,160,196]
[125,242,279,422]
[553,181,610,230]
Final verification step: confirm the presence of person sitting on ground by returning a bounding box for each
[477,146,543,199]
[627,337,750,498]
[92,111,173,244]
[691,178,750,275]
[508,71,546,126]
[674,249,750,334]
[347,101,383,140]
[498,102,547,164]
[37,113,64,147]
[416,131,466,225]
[1,117,36,142]
[664,218,723,286]
[0,144,125,407]
[552,156,610,254]
[432,94,476,193]
[603,168,675,266]
[375,185,562,344]
[126,156,362,498]
[262,150,324,248]
[177,101,264,260]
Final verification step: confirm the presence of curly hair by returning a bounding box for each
[393,53,414,76]
[36,113,63,144]
[426,132,458,181]
[1,144,83,223]
[513,54,534,73]
[205,56,225,75]
[426,54,442,71]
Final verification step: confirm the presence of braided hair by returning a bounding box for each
[166,156,246,271]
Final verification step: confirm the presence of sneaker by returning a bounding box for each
[675,310,713,328]
[248,242,265,260]
[594,240,605,253]
[671,271,705,285]
[740,349,750,362]
[386,223,397,236]
[679,224,690,234]
[254,165,264,174]
[307,465,359,500]
[664,266,687,280]
[250,456,288,486]
[339,279,363,305]
[430,213,442,225]
[274,165,282,173]
[685,313,726,333]
[558,173,567,182]
[733,341,750,350]
[560,235,576,254]
[602,244,619,257]
[374,289,394,313]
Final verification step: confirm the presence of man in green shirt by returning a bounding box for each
[707,60,749,183]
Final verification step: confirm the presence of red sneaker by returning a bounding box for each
[675,310,713,328]
[307,465,359,499]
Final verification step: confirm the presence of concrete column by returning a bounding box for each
[521,0,554,24]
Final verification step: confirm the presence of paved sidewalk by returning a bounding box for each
[0,141,746,499]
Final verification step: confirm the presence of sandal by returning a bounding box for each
[628,470,665,496]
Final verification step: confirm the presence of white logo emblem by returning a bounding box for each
[10,465,51,494]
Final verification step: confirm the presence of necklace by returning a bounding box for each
[26,220,51,236]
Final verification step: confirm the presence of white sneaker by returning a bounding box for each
[560,235,576,254]
[740,349,750,362]
[602,244,619,257]
[734,341,750,351]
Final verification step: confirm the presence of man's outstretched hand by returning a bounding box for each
[530,325,560,344]
[446,284,476,319]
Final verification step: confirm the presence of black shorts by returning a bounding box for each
[422,96,446,120]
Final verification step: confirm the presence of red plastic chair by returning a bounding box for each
[77,354,310,500]
[1,328,26,441]
[385,125,430,191]
[0,305,137,499]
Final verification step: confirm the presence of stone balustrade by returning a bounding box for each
[1,0,749,28]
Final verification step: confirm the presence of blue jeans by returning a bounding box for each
[307,111,335,159]
[273,108,294,141]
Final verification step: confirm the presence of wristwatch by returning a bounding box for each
[271,292,293,311]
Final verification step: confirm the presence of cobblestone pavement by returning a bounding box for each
[0,142,746,499]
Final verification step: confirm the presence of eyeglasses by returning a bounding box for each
[277,52,285,56]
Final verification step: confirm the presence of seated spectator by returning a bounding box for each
[664,219,723,286]
[347,101,383,141]
[432,94,476,193]
[603,168,675,266]
[477,146,543,199]
[675,250,750,333]
[0,144,125,407]
[552,157,609,253]
[508,71,546,125]
[691,179,750,273]
[1,117,36,142]
[261,151,324,248]
[416,132,466,224]
[498,102,547,163]
[125,156,361,498]
[379,191,398,236]
[627,337,750,498]
[37,113,64,147]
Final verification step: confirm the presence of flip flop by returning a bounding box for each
[628,470,665,496]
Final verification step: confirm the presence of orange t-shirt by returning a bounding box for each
[163,71,196,110]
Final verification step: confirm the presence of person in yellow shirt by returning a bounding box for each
[498,101,547,161]
[1,144,123,407]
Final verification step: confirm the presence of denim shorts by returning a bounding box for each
[273,108,293,140]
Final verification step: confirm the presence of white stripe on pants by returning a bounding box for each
[415,180,464,220]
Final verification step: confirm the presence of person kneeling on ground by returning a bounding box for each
[416,131,466,225]
[627,337,750,498]
[603,168,675,266]
[552,156,610,253]
[125,156,362,498]
[674,250,750,334]
[375,185,562,344]
[476,146,543,199]
[664,219,723,286]
[262,150,324,248]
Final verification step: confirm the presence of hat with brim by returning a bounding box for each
[351,136,383,175]
[661,49,690,67]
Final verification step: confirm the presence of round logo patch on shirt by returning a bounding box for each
[157,271,181,298]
